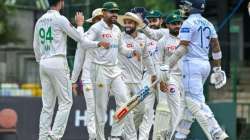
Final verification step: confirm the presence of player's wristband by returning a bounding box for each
[212,51,222,60]
[213,67,221,72]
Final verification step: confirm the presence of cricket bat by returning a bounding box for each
[113,80,159,122]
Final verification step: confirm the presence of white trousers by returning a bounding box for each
[92,64,137,140]
[126,83,155,140]
[175,60,227,140]
[82,83,96,140]
[153,75,183,140]
[39,56,73,140]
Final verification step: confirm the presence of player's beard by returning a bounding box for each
[149,25,160,29]
[169,27,180,36]
[125,27,136,35]
[111,15,118,24]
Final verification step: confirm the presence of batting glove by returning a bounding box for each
[159,64,170,83]
[210,67,227,89]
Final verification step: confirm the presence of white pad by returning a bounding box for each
[185,97,213,140]
[210,67,227,89]
[153,103,171,140]
[175,108,194,137]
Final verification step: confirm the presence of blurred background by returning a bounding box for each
[0,0,249,140]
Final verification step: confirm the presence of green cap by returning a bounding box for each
[173,9,186,18]
[165,13,182,24]
[102,2,120,11]
[146,10,162,19]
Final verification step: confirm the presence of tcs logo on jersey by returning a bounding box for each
[166,45,176,53]
[101,33,112,38]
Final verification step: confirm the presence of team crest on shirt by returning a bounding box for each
[167,85,176,95]
[139,43,144,48]
[85,85,92,91]
[97,83,104,88]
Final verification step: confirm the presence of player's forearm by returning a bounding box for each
[168,41,189,68]
[211,38,222,67]
[143,56,156,75]
[33,48,41,63]
[71,47,85,83]
[33,38,41,63]
[119,44,134,57]
[142,26,163,41]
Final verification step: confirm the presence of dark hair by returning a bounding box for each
[48,0,61,7]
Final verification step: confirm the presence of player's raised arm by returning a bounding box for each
[141,26,168,41]
[59,12,107,49]
[142,38,156,76]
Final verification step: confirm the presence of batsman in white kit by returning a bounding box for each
[71,8,104,140]
[33,0,109,139]
[83,2,138,140]
[157,0,229,140]
[117,12,157,140]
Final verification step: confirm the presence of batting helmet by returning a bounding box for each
[180,0,206,14]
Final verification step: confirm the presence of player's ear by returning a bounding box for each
[102,10,108,17]
[159,18,163,26]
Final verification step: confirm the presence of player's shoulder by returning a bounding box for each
[157,35,167,46]
[113,24,121,33]
[121,31,127,38]
[89,20,106,32]
[182,17,194,27]
[160,28,169,34]
[56,14,70,23]
[203,17,215,28]
[138,32,147,39]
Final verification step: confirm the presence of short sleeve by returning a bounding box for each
[210,23,218,38]
[178,21,193,41]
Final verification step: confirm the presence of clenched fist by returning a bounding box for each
[98,41,110,49]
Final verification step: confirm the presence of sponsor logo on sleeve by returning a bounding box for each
[180,27,190,33]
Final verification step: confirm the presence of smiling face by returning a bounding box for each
[103,10,119,24]
[148,18,162,29]
[124,19,137,34]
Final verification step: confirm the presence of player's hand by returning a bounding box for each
[137,22,147,30]
[98,41,110,49]
[160,81,168,93]
[75,12,84,27]
[132,50,141,61]
[72,83,78,96]
[210,67,227,89]
[159,64,170,83]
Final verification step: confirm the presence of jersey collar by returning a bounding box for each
[189,13,201,18]
[100,19,113,30]
[47,10,60,15]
